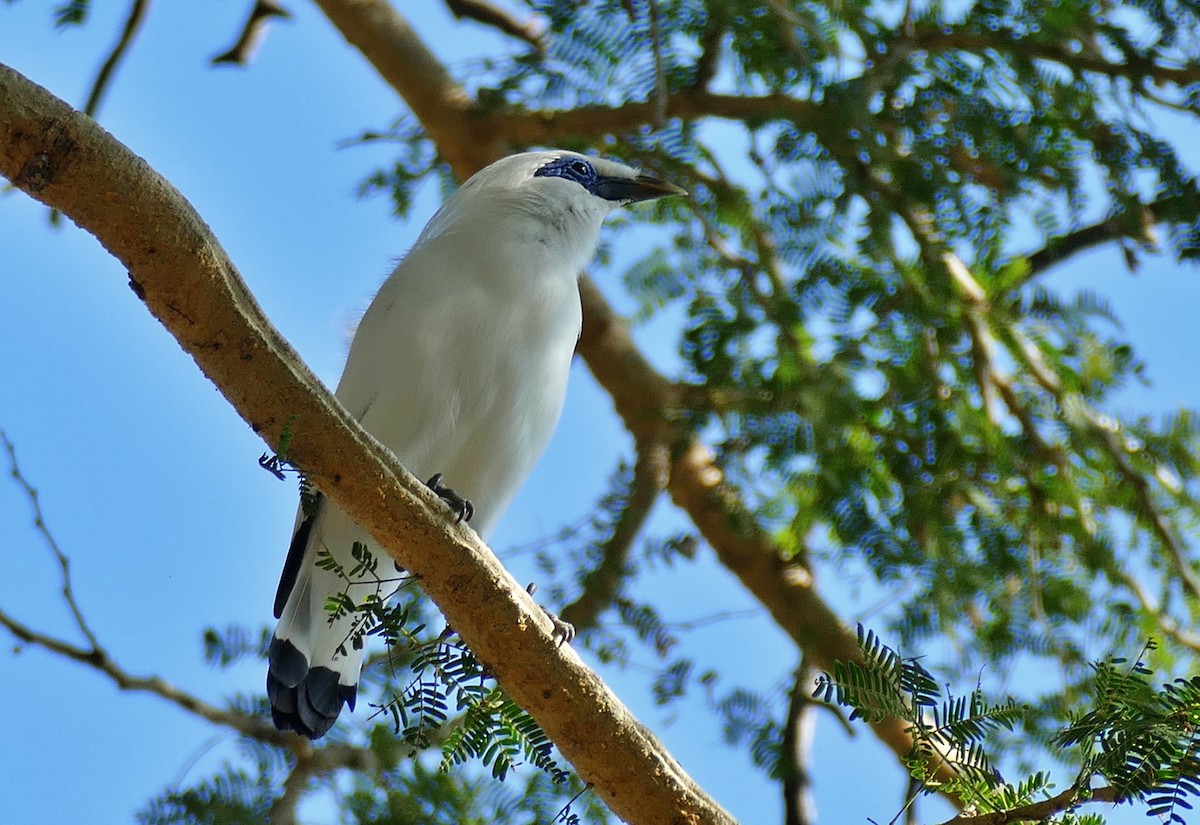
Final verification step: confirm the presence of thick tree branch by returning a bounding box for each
[474,91,820,147]
[310,0,502,173]
[0,63,731,825]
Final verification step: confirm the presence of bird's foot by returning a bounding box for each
[425,473,474,523]
[259,452,292,480]
[526,583,576,647]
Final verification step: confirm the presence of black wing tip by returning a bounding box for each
[267,638,357,740]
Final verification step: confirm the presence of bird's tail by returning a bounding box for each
[267,497,390,739]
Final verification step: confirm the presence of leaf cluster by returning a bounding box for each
[818,629,1200,823]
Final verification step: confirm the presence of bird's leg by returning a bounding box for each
[526,583,576,647]
[258,452,292,480]
[425,473,474,524]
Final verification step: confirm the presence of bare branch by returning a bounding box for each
[0,600,294,745]
[83,0,151,118]
[443,0,543,50]
[0,429,379,805]
[1023,197,1171,279]
[0,61,732,825]
[2,430,101,651]
[905,25,1200,87]
[212,0,291,67]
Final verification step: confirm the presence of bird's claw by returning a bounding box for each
[525,582,575,647]
[425,473,474,523]
[547,611,576,647]
[259,452,290,480]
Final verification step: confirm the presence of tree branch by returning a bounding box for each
[1023,198,1170,279]
[0,600,294,745]
[2,429,102,652]
[782,661,818,825]
[443,0,543,50]
[475,91,820,147]
[84,0,151,118]
[0,62,731,825]
[934,784,1121,825]
[1,432,381,773]
[560,441,668,631]
[310,0,501,173]
[212,0,291,67]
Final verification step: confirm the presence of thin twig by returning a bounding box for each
[1117,570,1200,653]
[560,442,668,631]
[0,429,384,777]
[0,601,293,744]
[212,0,291,66]
[84,0,152,117]
[1,430,101,651]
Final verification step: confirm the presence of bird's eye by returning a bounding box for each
[568,160,591,178]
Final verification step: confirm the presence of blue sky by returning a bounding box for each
[1,3,1197,824]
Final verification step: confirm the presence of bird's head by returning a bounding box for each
[416,151,686,262]
[456,150,686,208]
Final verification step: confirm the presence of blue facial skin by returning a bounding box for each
[535,155,684,204]
[534,156,599,191]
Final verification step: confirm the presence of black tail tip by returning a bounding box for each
[267,637,357,740]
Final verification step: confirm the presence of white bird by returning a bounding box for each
[267,150,685,739]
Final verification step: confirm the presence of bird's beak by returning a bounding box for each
[594,174,688,204]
